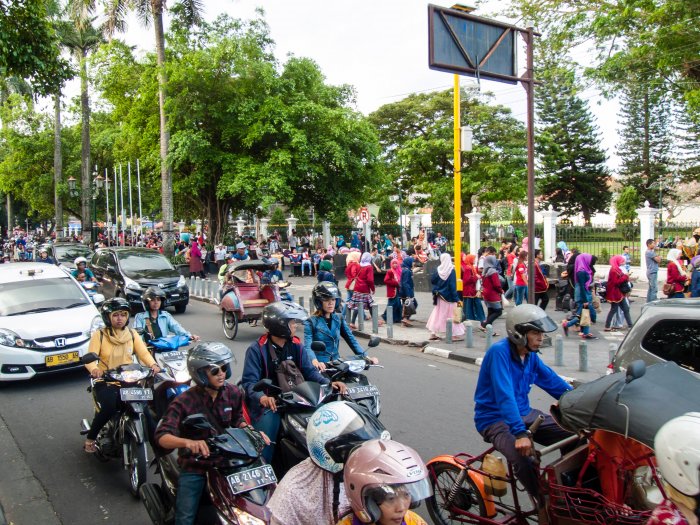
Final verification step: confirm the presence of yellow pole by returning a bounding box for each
[453,74,462,291]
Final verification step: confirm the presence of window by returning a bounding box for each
[641,320,700,373]
[0,278,90,316]
[55,245,92,264]
[119,252,173,274]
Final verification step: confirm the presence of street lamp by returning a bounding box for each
[91,167,104,244]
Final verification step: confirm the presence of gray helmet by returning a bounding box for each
[141,286,166,311]
[312,281,341,310]
[187,342,233,388]
[505,304,558,347]
[262,301,309,339]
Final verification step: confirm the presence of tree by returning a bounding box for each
[615,187,639,223]
[377,200,398,226]
[616,81,673,207]
[369,88,527,217]
[103,0,205,255]
[269,206,287,226]
[536,55,611,222]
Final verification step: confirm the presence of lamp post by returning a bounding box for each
[67,170,103,243]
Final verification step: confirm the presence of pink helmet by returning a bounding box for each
[343,439,432,523]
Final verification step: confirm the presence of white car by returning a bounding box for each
[0,262,105,381]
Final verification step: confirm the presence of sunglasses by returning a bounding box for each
[208,363,230,376]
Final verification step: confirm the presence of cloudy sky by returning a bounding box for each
[109,0,620,168]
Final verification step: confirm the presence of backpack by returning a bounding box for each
[258,335,305,393]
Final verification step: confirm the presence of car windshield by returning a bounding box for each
[55,245,92,263]
[119,252,174,273]
[641,319,700,373]
[0,278,90,316]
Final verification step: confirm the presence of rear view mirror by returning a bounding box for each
[252,379,282,395]
[80,352,99,365]
[368,336,380,348]
[183,414,215,431]
[310,341,326,353]
[625,360,646,383]
[92,293,105,305]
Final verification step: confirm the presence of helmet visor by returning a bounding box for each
[524,316,558,334]
[364,479,433,510]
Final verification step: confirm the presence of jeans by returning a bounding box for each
[503,276,515,299]
[646,273,658,302]
[534,292,549,310]
[301,260,312,276]
[463,297,485,322]
[605,299,632,328]
[382,296,402,323]
[514,285,528,305]
[254,409,281,463]
[341,289,353,317]
[175,472,207,525]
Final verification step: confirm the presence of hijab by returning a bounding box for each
[610,255,625,272]
[390,258,402,281]
[557,241,570,255]
[360,252,372,267]
[482,255,499,277]
[667,248,685,274]
[437,253,454,280]
[574,253,594,289]
[346,251,361,265]
[691,255,700,269]
[401,256,414,271]
[463,253,476,270]
[319,260,332,272]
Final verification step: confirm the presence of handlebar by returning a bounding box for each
[527,415,545,436]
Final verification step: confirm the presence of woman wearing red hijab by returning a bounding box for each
[461,253,485,323]
[605,255,633,331]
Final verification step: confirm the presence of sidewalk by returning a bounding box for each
[282,270,653,384]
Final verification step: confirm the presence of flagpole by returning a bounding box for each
[136,159,143,237]
[105,168,110,247]
[119,164,125,246]
[113,166,118,245]
[128,161,134,245]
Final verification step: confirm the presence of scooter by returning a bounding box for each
[144,335,193,422]
[140,414,274,525]
[80,280,100,299]
[79,353,154,497]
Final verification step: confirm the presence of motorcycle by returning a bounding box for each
[79,353,154,497]
[140,414,274,525]
[312,337,383,417]
[144,335,193,422]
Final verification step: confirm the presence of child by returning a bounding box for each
[76,272,87,282]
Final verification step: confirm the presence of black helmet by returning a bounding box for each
[506,304,558,347]
[187,342,233,388]
[262,301,309,339]
[312,281,341,310]
[99,297,131,328]
[141,286,166,311]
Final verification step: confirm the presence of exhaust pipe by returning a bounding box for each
[80,419,90,435]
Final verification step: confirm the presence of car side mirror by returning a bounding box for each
[182,414,215,431]
[368,336,380,348]
[80,352,100,365]
[311,341,326,354]
[92,294,105,305]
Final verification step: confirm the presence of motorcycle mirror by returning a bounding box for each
[92,293,105,305]
[310,341,326,353]
[625,360,646,383]
[183,414,215,431]
[368,336,380,348]
[252,378,282,395]
[80,352,100,365]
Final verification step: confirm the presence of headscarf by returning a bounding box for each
[360,252,372,267]
[437,253,454,280]
[463,253,476,270]
[401,256,414,271]
[557,241,570,255]
[327,245,336,256]
[383,234,393,248]
[610,255,625,272]
[319,260,332,272]
[336,235,346,247]
[482,255,499,277]
[346,251,361,265]
[574,253,594,289]
[691,255,700,269]
[390,258,402,281]
[667,248,685,274]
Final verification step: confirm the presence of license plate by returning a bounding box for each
[346,384,380,399]
[226,465,276,495]
[170,294,179,298]
[120,388,153,401]
[45,351,80,367]
[161,351,186,362]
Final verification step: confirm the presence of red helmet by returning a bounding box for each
[343,439,432,523]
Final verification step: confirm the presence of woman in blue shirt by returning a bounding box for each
[133,287,199,342]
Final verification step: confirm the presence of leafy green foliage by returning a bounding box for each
[615,187,640,222]
[269,207,287,226]
[377,200,398,226]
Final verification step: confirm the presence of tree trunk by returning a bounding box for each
[79,50,92,243]
[54,92,63,240]
[152,1,174,256]
[6,193,11,233]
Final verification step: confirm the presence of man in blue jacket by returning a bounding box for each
[474,304,573,499]
[241,301,346,462]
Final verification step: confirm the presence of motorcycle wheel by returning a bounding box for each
[425,461,487,525]
[127,437,148,498]
[139,483,169,525]
[222,311,238,340]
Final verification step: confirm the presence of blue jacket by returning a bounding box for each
[431,268,460,303]
[304,314,366,362]
[691,267,700,298]
[474,338,572,436]
[316,270,336,284]
[133,310,191,339]
[241,335,329,422]
[399,257,414,298]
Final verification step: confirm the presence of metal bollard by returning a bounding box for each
[299,296,305,309]
[445,319,453,344]
[485,324,493,348]
[188,275,195,293]
[386,305,393,339]
[194,277,201,297]
[203,279,210,299]
[210,280,217,300]
[345,307,351,324]
[555,334,564,366]
[465,324,473,348]
[608,343,617,365]
[371,305,379,334]
[309,297,315,314]
[579,341,588,372]
[358,308,365,331]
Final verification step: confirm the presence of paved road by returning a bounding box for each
[0,300,557,524]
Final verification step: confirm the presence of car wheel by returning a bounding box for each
[174,303,187,314]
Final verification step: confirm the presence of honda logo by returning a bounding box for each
[158,283,165,289]
[54,337,66,348]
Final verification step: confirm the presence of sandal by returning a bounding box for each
[428,334,441,341]
[84,440,97,454]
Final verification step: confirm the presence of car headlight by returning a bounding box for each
[232,508,266,525]
[177,275,186,287]
[124,277,141,292]
[85,315,105,337]
[0,329,22,347]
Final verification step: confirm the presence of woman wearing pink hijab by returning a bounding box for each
[379,258,402,326]
[605,255,633,331]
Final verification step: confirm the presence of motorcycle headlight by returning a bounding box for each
[85,315,105,337]
[124,277,141,291]
[114,369,150,383]
[232,508,266,525]
[0,329,22,347]
[288,416,306,436]
[177,275,186,287]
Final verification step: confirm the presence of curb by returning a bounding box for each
[0,413,61,525]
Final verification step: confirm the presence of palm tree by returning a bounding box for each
[101,0,203,255]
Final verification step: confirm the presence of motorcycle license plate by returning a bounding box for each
[161,351,186,362]
[120,388,153,402]
[346,385,380,400]
[45,351,80,367]
[226,465,276,495]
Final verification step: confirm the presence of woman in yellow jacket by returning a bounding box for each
[84,297,159,453]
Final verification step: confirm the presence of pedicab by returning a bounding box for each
[426,360,700,525]
[220,259,283,340]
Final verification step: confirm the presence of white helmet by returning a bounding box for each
[306,401,389,473]
[655,412,700,496]
[74,256,88,266]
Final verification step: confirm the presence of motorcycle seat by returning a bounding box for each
[243,298,270,307]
